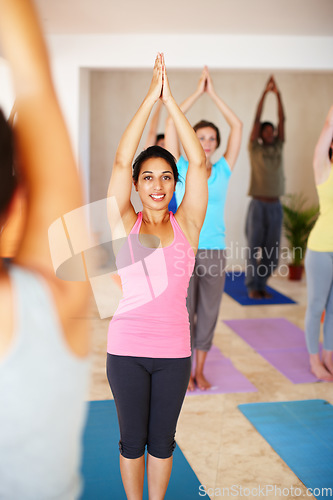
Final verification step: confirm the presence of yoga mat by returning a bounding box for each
[224,318,321,383]
[187,345,257,395]
[80,400,201,499]
[238,399,333,499]
[224,272,296,305]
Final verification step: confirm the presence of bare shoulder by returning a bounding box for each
[0,264,90,359]
[174,210,199,251]
[314,162,332,185]
[18,263,91,358]
[121,207,139,235]
[46,276,91,358]
[108,202,137,238]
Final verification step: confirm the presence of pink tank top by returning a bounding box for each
[107,212,195,358]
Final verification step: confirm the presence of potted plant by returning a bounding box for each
[282,194,319,280]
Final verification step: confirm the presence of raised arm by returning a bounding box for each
[164,68,206,161]
[161,57,207,248]
[0,0,84,272]
[144,99,163,149]
[271,76,285,142]
[107,55,162,230]
[313,105,333,185]
[205,67,243,170]
[250,77,272,142]
[0,0,89,355]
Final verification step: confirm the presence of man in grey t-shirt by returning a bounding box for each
[245,76,285,299]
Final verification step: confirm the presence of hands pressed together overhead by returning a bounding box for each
[264,75,279,94]
[148,52,172,104]
[196,65,215,97]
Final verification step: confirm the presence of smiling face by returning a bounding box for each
[134,157,175,209]
[196,127,218,160]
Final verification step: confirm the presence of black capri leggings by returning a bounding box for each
[107,354,191,459]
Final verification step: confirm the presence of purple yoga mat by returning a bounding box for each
[186,345,257,396]
[224,318,321,384]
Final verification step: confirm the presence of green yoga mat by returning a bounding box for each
[238,399,333,499]
[80,399,201,499]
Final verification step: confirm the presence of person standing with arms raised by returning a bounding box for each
[0,0,90,498]
[165,66,242,391]
[245,75,285,299]
[305,105,333,381]
[107,53,207,499]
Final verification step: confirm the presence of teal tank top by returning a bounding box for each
[175,155,232,249]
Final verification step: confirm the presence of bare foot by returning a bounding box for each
[310,357,333,381]
[195,372,211,390]
[187,374,196,392]
[322,350,333,376]
[248,290,262,299]
[260,290,273,299]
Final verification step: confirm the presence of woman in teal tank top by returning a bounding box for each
[165,67,243,391]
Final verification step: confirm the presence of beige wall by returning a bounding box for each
[90,69,333,265]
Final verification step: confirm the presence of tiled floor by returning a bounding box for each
[88,273,332,500]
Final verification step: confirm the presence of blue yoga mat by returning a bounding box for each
[224,272,296,305]
[238,399,333,499]
[80,400,201,499]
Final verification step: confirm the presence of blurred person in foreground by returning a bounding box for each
[0,0,91,498]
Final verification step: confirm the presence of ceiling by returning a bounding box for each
[35,0,333,36]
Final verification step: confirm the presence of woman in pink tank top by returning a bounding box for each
[107,54,207,499]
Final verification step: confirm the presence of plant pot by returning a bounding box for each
[288,264,304,281]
